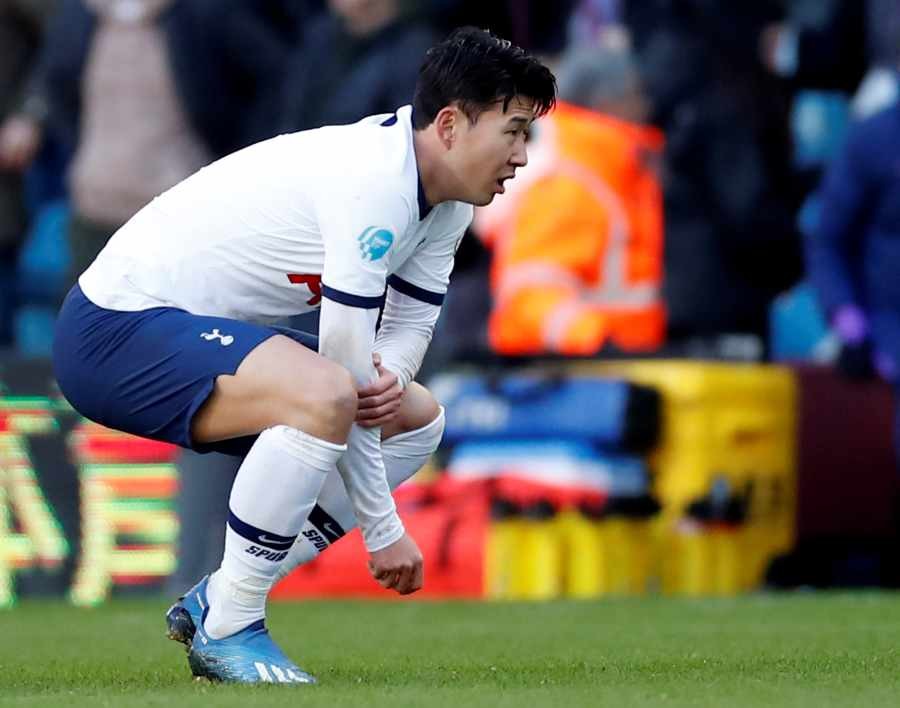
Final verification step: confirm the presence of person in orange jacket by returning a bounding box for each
[477,43,665,356]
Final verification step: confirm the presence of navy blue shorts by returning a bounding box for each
[52,285,318,456]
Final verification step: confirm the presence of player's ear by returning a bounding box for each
[434,106,458,150]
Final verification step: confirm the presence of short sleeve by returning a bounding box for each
[316,176,413,308]
[388,215,470,306]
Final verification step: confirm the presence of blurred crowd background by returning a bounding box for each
[2,0,900,602]
[3,0,900,377]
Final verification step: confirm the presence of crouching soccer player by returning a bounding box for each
[52,27,556,685]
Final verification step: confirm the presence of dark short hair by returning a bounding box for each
[412,27,557,129]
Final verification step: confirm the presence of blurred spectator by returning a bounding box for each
[477,44,665,357]
[760,0,900,119]
[566,0,675,52]
[165,450,240,594]
[567,0,624,46]
[20,0,311,583]
[29,0,210,286]
[189,0,323,147]
[804,100,900,464]
[0,0,57,346]
[759,1,867,95]
[26,0,300,287]
[635,0,803,348]
[280,0,436,132]
[854,0,900,117]
[422,0,578,55]
[760,0,900,117]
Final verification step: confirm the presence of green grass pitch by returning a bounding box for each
[3,593,899,707]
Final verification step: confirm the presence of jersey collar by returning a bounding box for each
[416,173,432,221]
[382,108,433,222]
[410,108,433,221]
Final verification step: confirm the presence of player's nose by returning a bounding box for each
[510,143,528,168]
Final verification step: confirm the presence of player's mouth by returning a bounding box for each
[495,174,515,194]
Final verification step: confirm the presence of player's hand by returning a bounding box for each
[367,532,423,595]
[0,115,42,171]
[356,353,403,428]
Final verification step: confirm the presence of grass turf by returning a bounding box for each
[2,593,899,707]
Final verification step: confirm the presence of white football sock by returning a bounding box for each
[204,425,345,639]
[274,408,445,581]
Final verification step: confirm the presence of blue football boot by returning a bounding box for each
[165,576,316,685]
[165,575,206,647]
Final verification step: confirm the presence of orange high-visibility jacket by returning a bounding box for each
[480,101,665,356]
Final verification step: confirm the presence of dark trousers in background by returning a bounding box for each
[894,383,900,475]
[165,450,241,594]
[0,170,27,345]
[66,213,117,289]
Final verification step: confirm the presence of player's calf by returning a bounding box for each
[275,401,445,581]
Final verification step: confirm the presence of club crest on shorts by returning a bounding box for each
[200,328,234,346]
[357,226,394,262]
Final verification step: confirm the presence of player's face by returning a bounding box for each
[453,96,535,206]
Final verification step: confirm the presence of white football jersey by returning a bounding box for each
[79,105,473,323]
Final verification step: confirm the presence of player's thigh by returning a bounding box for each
[382,382,441,440]
[191,334,357,445]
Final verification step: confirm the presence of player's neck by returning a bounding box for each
[413,128,453,206]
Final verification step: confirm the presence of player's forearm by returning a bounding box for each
[373,325,433,389]
[319,297,403,551]
[374,290,440,388]
[336,425,405,551]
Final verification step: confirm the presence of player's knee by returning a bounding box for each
[388,383,441,438]
[316,365,358,434]
[278,362,357,440]
[383,389,444,458]
[382,405,444,486]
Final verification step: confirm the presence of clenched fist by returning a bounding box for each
[367,532,423,595]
